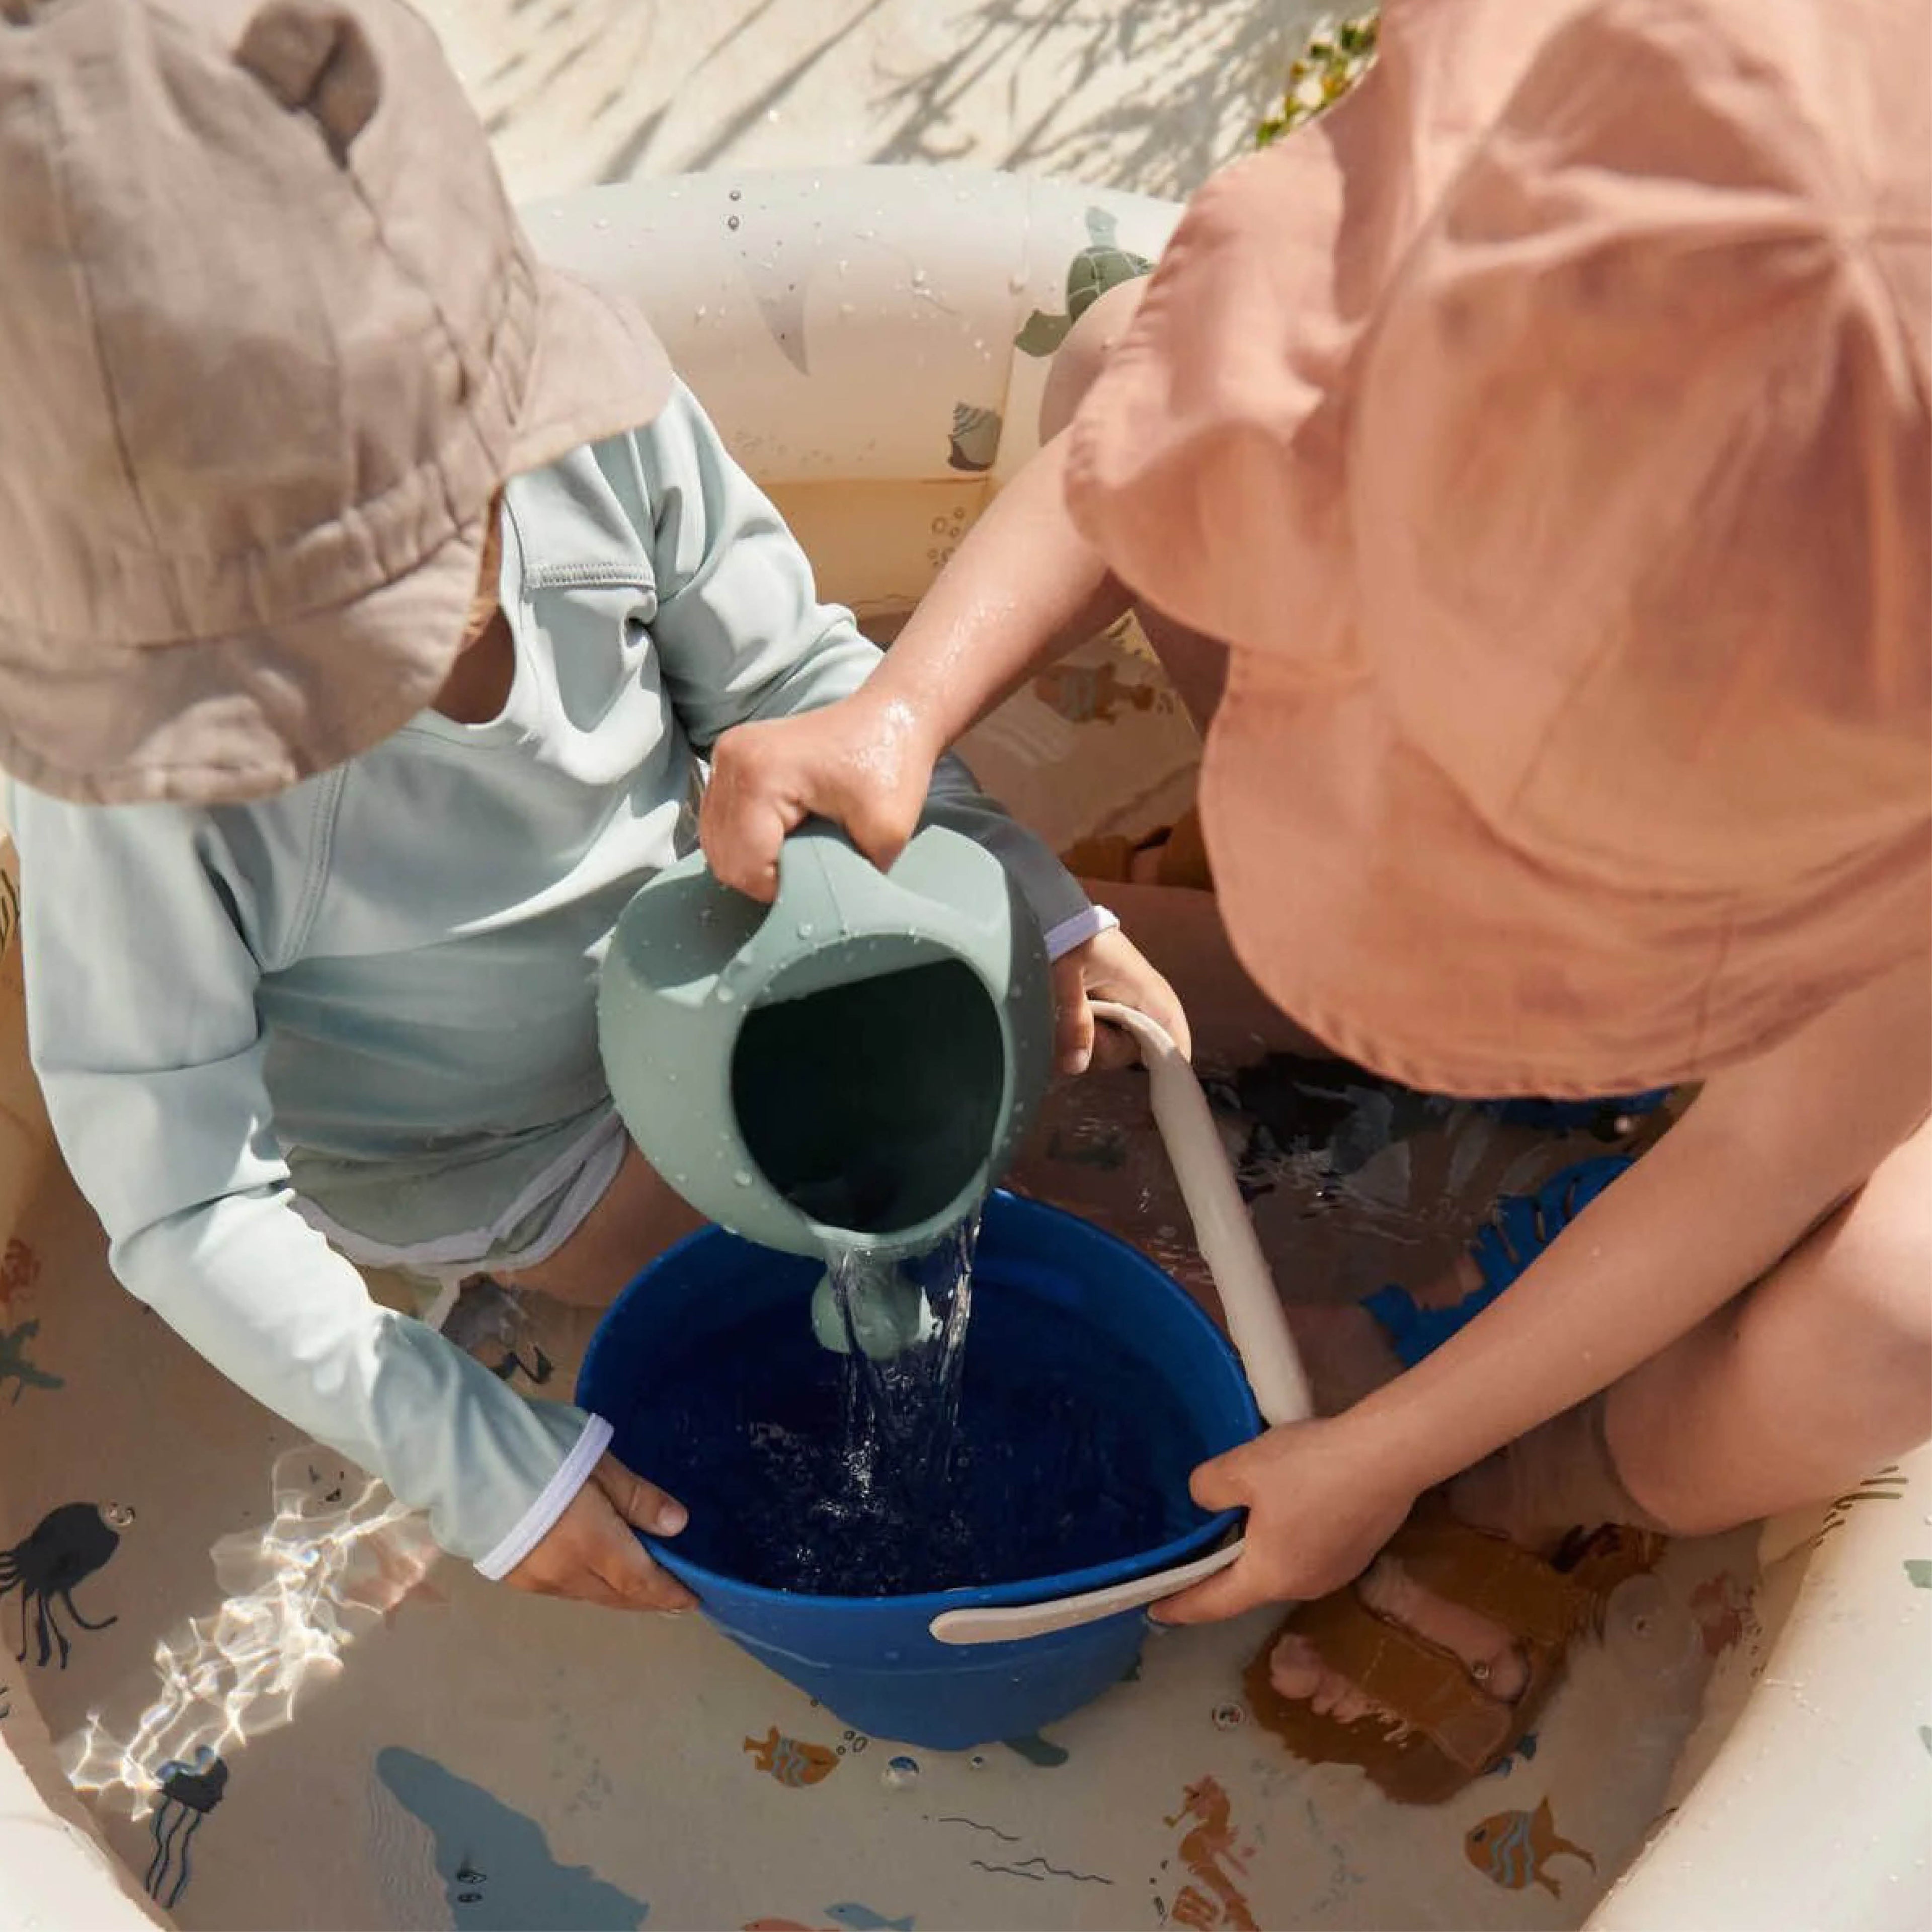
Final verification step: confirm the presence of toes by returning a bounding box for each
[1358,1557,1530,1701]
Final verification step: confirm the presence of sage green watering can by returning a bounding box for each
[598,821,1054,1311]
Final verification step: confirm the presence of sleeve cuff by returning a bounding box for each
[1042,904,1119,961]
[473,1412,614,1580]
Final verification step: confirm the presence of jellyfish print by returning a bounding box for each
[144,1746,229,1908]
[0,1500,131,1666]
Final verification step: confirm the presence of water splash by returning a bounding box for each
[60,1448,439,1816]
[827,1212,980,1499]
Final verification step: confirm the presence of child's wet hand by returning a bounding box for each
[1051,926,1191,1075]
[1151,1417,1418,1624]
[503,1451,698,1613]
[703,694,938,902]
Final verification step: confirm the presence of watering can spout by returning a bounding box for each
[598,822,1054,1269]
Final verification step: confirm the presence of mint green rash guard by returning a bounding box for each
[8,384,1103,1577]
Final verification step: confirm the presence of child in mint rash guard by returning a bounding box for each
[0,0,1185,1614]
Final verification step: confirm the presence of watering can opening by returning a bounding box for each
[731,947,1006,1238]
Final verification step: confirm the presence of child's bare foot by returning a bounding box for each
[1283,1248,1486,1416]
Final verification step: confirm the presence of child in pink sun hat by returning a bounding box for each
[700,0,1929,1795]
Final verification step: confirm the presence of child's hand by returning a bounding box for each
[703,692,940,902]
[503,1451,698,1613]
[1152,1415,1420,1623]
[1054,926,1191,1076]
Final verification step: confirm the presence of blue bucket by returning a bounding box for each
[578,1192,1260,1749]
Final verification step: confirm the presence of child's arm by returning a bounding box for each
[620,387,1185,1058]
[8,786,687,1601]
[697,432,1121,902]
[1158,953,1932,1622]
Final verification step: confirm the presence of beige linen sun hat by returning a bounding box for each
[0,0,673,805]
[1066,0,1930,1097]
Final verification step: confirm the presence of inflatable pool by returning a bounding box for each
[3,167,1926,1932]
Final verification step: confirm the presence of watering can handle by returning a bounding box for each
[929,1001,1314,1646]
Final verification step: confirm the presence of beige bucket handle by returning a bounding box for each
[930,1002,1311,1645]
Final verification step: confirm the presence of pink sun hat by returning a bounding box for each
[1066,0,1930,1096]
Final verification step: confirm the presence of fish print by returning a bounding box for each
[823,1908,915,1932]
[1465,1798,1597,1899]
[742,1726,839,1789]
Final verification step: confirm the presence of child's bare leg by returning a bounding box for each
[1267,1118,1932,1719]
[1039,280,1228,737]
[500,1147,703,1308]
[1588,1112,1932,1535]
[1290,1116,1932,1539]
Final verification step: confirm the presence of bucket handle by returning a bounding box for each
[929,1001,1313,1646]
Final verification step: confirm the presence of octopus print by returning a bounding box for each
[1,1500,131,1666]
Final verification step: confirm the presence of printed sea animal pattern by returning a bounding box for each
[1014,206,1154,356]
[0,1237,39,1312]
[1164,1776,1258,1932]
[744,1724,840,1788]
[144,1745,229,1910]
[0,1317,61,1402]
[1,1499,128,1668]
[375,1746,648,1931]
[823,1908,914,1932]
[946,403,1002,473]
[1031,661,1165,727]
[1465,1799,1598,1899]
[1689,1572,1756,1657]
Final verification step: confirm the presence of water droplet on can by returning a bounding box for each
[881,1754,920,1790]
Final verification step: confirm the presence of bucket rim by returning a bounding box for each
[580,1189,1261,1615]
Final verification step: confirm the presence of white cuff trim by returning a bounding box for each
[474,1413,614,1580]
[1043,904,1119,961]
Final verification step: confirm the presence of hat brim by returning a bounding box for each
[1200,653,1932,1099]
[0,265,674,808]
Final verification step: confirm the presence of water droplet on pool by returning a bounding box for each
[1212,1702,1246,1730]
[727,215,741,231]
[968,1752,988,1769]
[882,1754,920,1790]
[102,1502,135,1528]
[729,187,742,200]
[733,1169,753,1187]
[797,921,815,937]
[717,983,736,1003]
